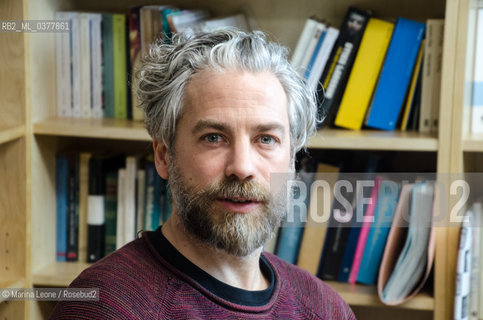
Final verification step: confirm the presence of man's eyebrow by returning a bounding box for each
[192,120,232,134]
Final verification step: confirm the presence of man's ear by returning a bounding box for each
[153,140,170,179]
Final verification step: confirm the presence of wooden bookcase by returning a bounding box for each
[0,0,475,318]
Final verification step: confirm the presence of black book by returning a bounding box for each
[66,153,79,261]
[87,156,106,263]
[316,7,371,127]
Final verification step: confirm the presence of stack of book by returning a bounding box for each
[55,152,171,263]
[55,6,251,121]
[292,7,444,133]
[268,154,438,305]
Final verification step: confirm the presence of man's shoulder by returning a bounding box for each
[264,252,356,319]
[50,236,169,319]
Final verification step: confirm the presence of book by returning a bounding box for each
[419,19,445,133]
[316,7,371,126]
[378,182,436,305]
[348,176,381,284]
[198,14,250,32]
[87,156,105,262]
[334,18,394,130]
[102,14,115,118]
[71,13,81,118]
[454,209,473,320]
[79,13,91,118]
[90,13,103,119]
[401,40,424,131]
[66,153,79,261]
[472,8,483,134]
[104,170,118,256]
[299,21,326,79]
[166,9,210,35]
[55,12,72,117]
[356,180,400,285]
[291,18,319,71]
[365,18,425,131]
[306,27,339,92]
[56,155,69,262]
[77,153,91,262]
[116,168,126,249]
[297,162,340,275]
[113,14,128,119]
[276,159,315,264]
[136,169,146,234]
[124,156,138,243]
[128,6,144,121]
[469,202,482,319]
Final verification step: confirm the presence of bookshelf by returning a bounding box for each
[0,0,474,319]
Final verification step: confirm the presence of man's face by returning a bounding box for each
[156,69,293,256]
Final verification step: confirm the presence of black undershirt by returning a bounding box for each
[147,226,275,307]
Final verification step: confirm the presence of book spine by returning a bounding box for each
[430,20,444,133]
[56,12,72,117]
[129,6,144,121]
[349,177,380,284]
[71,13,81,118]
[87,157,105,262]
[144,160,156,230]
[113,14,128,119]
[90,14,103,119]
[317,7,371,127]
[66,153,79,261]
[56,155,68,262]
[307,27,339,91]
[291,19,318,69]
[102,14,115,118]
[302,24,327,80]
[104,171,118,256]
[357,181,400,285]
[116,168,126,249]
[136,169,146,233]
[335,18,394,130]
[79,13,91,118]
[365,18,425,131]
[401,40,424,131]
[77,152,91,262]
[124,156,137,242]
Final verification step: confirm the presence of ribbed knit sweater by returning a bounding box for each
[50,229,355,319]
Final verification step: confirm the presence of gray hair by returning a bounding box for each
[136,29,320,152]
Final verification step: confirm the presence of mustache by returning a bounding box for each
[201,179,271,203]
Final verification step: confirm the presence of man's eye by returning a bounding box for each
[259,135,275,145]
[203,134,223,143]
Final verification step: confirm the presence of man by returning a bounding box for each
[51,29,355,319]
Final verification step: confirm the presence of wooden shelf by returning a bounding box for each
[33,117,151,141]
[33,118,438,151]
[0,125,25,145]
[308,129,438,151]
[0,278,25,303]
[463,133,483,152]
[326,281,434,311]
[32,262,92,287]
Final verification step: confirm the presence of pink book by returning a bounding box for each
[348,176,381,284]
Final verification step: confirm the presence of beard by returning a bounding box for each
[167,159,288,257]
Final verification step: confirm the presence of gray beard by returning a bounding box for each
[167,158,288,257]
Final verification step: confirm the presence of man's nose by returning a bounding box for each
[224,139,256,181]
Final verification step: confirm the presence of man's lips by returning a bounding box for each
[216,197,261,213]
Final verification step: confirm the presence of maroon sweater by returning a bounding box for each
[51,229,355,319]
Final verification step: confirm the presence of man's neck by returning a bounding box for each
[162,214,270,291]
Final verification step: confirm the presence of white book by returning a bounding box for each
[307,27,339,91]
[472,8,483,134]
[291,18,318,70]
[90,14,103,119]
[116,168,126,250]
[55,12,72,117]
[136,169,146,234]
[469,203,481,320]
[124,157,138,243]
[70,13,81,118]
[298,21,326,79]
[454,209,472,320]
[79,13,91,118]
